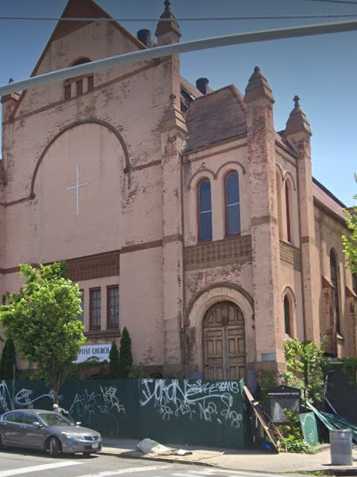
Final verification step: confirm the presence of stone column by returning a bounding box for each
[159,96,187,375]
[245,66,284,370]
[285,96,320,343]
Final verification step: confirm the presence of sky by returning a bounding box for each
[0,0,356,205]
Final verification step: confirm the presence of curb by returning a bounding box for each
[100,449,357,475]
[100,449,217,468]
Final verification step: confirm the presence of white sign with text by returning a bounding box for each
[75,343,111,363]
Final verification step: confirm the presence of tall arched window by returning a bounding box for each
[198,179,212,241]
[284,295,292,336]
[276,171,283,239]
[224,171,241,236]
[330,249,341,335]
[285,180,292,243]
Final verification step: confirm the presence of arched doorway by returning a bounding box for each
[203,301,246,380]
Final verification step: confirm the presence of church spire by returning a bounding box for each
[155,0,181,45]
[285,95,311,137]
[245,66,274,104]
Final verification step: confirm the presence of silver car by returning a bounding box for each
[0,409,102,457]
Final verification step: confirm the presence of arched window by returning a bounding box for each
[330,249,341,335]
[276,171,283,239]
[285,180,292,243]
[198,178,212,241]
[353,273,357,294]
[64,57,94,100]
[224,171,241,236]
[284,295,291,336]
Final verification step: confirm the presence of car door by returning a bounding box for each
[22,413,47,449]
[1,412,24,447]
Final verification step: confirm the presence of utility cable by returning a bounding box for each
[0,14,357,22]
[304,0,357,5]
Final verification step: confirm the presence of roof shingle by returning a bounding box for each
[185,85,247,152]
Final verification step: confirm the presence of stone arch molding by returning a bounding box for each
[30,120,131,198]
[187,284,256,370]
[3,119,131,207]
[187,160,246,190]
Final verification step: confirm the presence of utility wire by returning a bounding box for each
[304,0,357,5]
[1,14,357,22]
[2,18,357,97]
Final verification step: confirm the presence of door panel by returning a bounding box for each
[203,328,224,380]
[1,413,24,446]
[203,302,246,380]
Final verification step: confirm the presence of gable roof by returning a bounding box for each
[313,177,346,222]
[185,85,247,152]
[31,0,143,78]
[10,0,144,120]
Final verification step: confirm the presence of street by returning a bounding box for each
[0,450,279,477]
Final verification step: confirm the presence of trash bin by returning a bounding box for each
[330,429,352,465]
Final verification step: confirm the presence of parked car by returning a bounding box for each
[0,409,102,457]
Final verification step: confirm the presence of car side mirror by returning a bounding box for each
[76,421,82,426]
[33,421,43,428]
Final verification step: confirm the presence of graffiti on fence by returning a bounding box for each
[0,380,54,413]
[68,385,126,432]
[139,379,243,428]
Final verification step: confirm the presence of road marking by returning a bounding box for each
[77,464,171,477]
[0,460,83,477]
[174,470,284,477]
[195,470,287,477]
[187,472,216,476]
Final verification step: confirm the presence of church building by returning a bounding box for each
[0,0,356,379]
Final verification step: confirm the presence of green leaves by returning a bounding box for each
[0,338,16,380]
[109,342,120,377]
[342,174,357,274]
[0,263,86,396]
[283,339,326,404]
[118,327,133,378]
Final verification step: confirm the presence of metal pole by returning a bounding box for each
[1,19,357,97]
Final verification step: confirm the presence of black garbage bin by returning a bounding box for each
[267,385,300,423]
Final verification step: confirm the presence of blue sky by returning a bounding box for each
[0,0,356,204]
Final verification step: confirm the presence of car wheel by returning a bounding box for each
[47,437,61,458]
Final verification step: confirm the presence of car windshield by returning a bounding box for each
[38,412,73,426]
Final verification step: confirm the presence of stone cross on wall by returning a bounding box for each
[66,165,88,216]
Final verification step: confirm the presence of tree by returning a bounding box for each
[0,338,16,380]
[118,327,133,378]
[0,263,85,400]
[283,339,326,404]
[109,341,120,378]
[342,174,357,274]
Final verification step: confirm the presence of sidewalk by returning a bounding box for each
[102,438,357,474]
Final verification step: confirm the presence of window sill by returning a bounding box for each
[85,329,121,339]
[224,233,241,240]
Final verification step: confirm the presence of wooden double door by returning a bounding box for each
[203,301,246,380]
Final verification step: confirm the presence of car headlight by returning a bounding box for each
[61,432,85,442]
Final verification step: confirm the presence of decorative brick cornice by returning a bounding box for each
[85,329,121,339]
[66,251,120,282]
[280,241,301,271]
[184,235,252,271]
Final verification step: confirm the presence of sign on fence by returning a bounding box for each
[74,343,111,363]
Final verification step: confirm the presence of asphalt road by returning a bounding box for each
[0,449,280,477]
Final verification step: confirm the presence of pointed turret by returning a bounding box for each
[285,95,311,137]
[245,66,274,104]
[155,0,181,45]
[285,96,319,344]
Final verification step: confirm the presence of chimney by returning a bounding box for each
[196,78,209,95]
[137,29,152,47]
